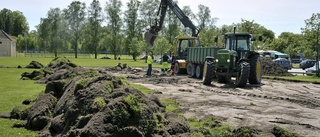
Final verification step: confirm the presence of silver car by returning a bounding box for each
[306,61,320,76]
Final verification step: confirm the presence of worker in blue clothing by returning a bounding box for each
[161,53,170,75]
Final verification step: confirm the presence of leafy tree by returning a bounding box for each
[124,0,141,60]
[196,4,211,31]
[270,32,305,58]
[0,9,13,34]
[105,0,123,59]
[37,18,50,51]
[0,8,29,36]
[302,13,320,76]
[182,5,196,22]
[15,34,25,51]
[47,8,64,57]
[64,1,86,58]
[83,0,103,59]
[301,13,320,56]
[181,5,197,34]
[199,25,220,47]
[154,36,171,55]
[237,19,275,40]
[15,33,36,53]
[139,0,159,28]
[11,11,29,36]
[129,38,142,61]
[164,0,180,45]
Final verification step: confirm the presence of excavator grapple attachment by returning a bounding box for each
[144,31,157,47]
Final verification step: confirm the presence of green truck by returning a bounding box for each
[186,28,262,87]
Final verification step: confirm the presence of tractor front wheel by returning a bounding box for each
[203,61,215,85]
[235,62,250,87]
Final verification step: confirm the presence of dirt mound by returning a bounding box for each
[20,70,44,80]
[14,57,191,136]
[261,57,292,76]
[25,60,44,69]
[20,57,78,82]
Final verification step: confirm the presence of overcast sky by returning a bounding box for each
[1,0,319,37]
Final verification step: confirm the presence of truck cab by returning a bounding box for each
[172,36,200,74]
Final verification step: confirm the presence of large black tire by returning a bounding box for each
[174,62,186,74]
[235,62,250,87]
[203,61,215,85]
[195,65,203,79]
[249,54,262,84]
[174,62,181,74]
[217,75,231,83]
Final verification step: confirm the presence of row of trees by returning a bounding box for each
[1,0,320,60]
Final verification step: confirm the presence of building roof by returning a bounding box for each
[0,30,15,41]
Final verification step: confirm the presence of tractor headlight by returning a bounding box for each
[227,59,230,63]
[215,59,219,62]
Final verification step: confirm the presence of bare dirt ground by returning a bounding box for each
[113,67,320,137]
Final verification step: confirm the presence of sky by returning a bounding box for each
[1,0,319,37]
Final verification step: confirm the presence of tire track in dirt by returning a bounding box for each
[130,76,320,137]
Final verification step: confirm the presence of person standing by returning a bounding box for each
[146,52,153,76]
[170,52,176,75]
[161,53,170,75]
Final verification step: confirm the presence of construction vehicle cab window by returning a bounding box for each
[176,38,200,58]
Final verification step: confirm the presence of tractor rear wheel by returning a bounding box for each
[249,54,262,84]
[235,62,250,87]
[203,61,215,85]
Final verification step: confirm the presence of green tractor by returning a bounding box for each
[203,28,262,87]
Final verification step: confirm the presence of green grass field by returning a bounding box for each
[0,68,45,137]
[263,75,320,83]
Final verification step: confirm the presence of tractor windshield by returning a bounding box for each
[225,36,249,51]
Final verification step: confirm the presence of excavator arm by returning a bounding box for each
[144,0,198,47]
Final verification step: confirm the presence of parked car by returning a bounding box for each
[299,59,316,70]
[140,55,147,60]
[306,61,320,76]
[154,57,162,63]
[273,58,292,70]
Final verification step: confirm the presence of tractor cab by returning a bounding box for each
[216,32,253,70]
